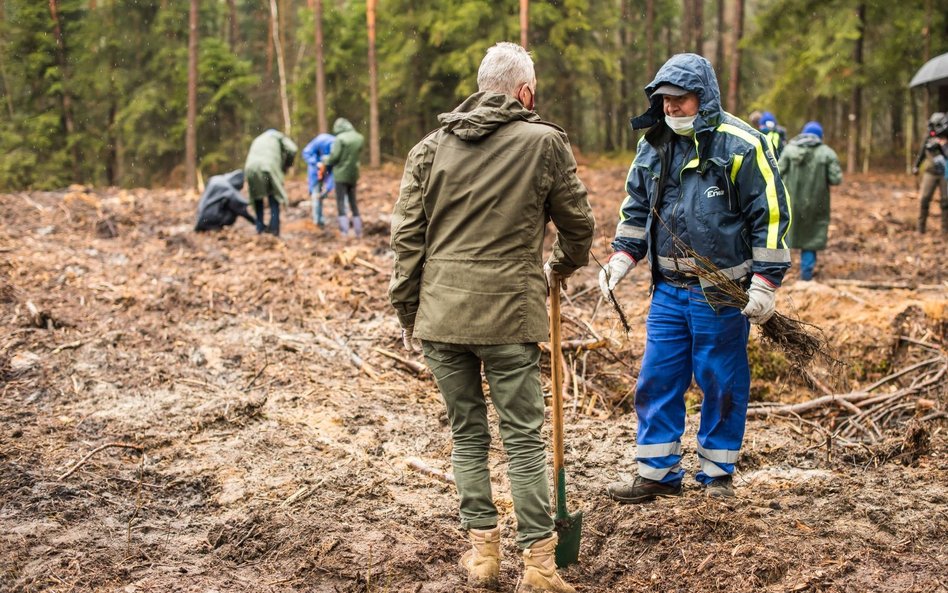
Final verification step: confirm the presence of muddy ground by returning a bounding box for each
[1,166,946,593]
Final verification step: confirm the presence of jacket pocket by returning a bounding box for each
[416,258,539,342]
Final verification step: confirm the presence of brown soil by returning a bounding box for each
[1,168,946,593]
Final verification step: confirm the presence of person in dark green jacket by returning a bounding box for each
[244,129,298,237]
[320,118,364,237]
[389,42,594,593]
[778,121,843,281]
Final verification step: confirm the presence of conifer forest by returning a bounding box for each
[1,2,947,592]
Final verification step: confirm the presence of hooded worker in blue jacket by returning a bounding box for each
[302,133,336,227]
[599,53,791,501]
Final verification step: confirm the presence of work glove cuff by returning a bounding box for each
[598,251,636,299]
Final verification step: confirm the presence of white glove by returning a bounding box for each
[401,326,420,353]
[544,261,568,290]
[742,275,777,324]
[598,252,635,298]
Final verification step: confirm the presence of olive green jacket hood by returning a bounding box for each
[389,91,595,344]
[323,118,364,184]
[778,134,842,251]
[437,92,541,140]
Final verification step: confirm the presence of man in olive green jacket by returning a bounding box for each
[321,118,365,237]
[244,129,298,237]
[389,42,594,593]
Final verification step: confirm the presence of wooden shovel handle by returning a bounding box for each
[549,280,565,486]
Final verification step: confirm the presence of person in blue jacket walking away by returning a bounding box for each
[598,53,792,501]
[302,133,336,228]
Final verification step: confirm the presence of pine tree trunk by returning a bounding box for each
[846,3,865,175]
[520,0,528,49]
[270,0,291,135]
[227,0,239,51]
[49,0,81,182]
[681,0,691,51]
[726,0,744,114]
[715,0,725,71]
[1,2,12,119]
[185,0,199,190]
[312,0,327,132]
[645,0,654,76]
[366,0,380,167]
[923,0,931,115]
[693,0,703,55]
[266,4,273,78]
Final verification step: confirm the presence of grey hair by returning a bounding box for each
[477,42,535,96]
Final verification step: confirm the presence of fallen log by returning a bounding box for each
[373,347,427,375]
[405,457,454,484]
[539,338,608,352]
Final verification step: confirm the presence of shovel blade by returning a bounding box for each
[554,510,583,568]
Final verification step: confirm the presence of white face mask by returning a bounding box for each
[665,114,697,135]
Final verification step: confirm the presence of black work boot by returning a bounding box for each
[703,475,735,498]
[606,476,682,504]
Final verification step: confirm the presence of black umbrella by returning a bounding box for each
[910,52,948,89]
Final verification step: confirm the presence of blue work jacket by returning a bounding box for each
[613,53,792,289]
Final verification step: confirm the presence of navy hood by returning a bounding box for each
[631,53,723,133]
[222,169,244,190]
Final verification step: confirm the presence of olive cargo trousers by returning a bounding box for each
[422,341,554,549]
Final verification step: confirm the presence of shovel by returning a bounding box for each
[548,275,583,568]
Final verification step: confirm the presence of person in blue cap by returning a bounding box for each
[599,53,791,502]
[778,121,843,281]
[758,111,786,159]
[302,133,336,228]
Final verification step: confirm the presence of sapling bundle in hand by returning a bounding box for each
[675,246,830,368]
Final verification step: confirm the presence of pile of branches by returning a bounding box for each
[747,337,947,445]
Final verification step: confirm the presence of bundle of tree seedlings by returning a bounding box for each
[673,243,831,368]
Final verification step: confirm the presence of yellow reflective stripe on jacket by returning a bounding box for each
[717,123,782,249]
[729,154,743,184]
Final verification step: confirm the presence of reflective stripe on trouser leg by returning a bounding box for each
[421,341,498,531]
[477,343,554,549]
[690,301,750,484]
[634,282,692,484]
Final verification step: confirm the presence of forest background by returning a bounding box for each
[0,0,946,191]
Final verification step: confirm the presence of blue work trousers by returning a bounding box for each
[253,195,280,236]
[635,282,750,485]
[799,250,817,280]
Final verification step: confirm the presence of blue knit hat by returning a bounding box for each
[759,111,777,130]
[802,121,823,139]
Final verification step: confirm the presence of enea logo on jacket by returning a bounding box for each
[704,185,725,199]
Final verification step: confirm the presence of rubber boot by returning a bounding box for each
[352,216,363,238]
[941,208,948,234]
[459,526,501,590]
[516,535,576,593]
[338,215,350,236]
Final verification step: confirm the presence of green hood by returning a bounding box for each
[332,118,355,135]
[437,92,540,141]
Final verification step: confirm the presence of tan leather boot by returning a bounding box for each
[516,534,576,593]
[459,526,501,589]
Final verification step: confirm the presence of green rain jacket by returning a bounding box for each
[244,129,298,206]
[322,118,364,185]
[778,133,842,251]
[389,92,595,345]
